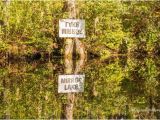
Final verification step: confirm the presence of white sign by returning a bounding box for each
[59,19,85,38]
[58,75,85,93]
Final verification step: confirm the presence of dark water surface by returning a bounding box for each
[0,56,160,119]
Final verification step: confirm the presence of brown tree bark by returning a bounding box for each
[64,0,75,59]
[63,0,86,119]
[64,0,86,59]
[64,57,85,120]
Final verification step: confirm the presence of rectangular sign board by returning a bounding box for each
[58,75,85,93]
[59,19,85,38]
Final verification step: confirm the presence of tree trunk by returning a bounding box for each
[63,0,86,119]
[64,57,85,120]
[64,0,86,59]
[64,55,74,119]
[64,0,76,59]
[4,0,10,59]
[4,0,10,25]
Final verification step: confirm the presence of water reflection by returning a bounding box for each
[0,56,160,119]
[64,57,85,119]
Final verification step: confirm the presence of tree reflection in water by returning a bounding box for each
[0,56,160,119]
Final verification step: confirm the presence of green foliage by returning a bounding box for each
[121,1,160,52]
[0,1,159,57]
[79,1,126,54]
[0,57,159,119]
[0,1,160,119]
[0,41,8,51]
[0,1,64,55]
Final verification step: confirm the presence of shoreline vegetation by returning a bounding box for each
[0,1,160,61]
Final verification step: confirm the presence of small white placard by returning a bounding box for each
[59,19,85,38]
[58,75,85,93]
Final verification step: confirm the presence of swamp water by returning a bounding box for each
[0,56,160,119]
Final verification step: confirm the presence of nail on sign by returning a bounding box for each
[58,75,85,93]
[59,19,85,38]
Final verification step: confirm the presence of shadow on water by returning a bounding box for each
[0,56,160,119]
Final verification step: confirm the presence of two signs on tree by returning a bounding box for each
[58,19,85,93]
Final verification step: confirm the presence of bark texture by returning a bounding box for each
[63,1,86,119]
[64,57,85,120]
[64,0,76,59]
[64,0,86,59]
